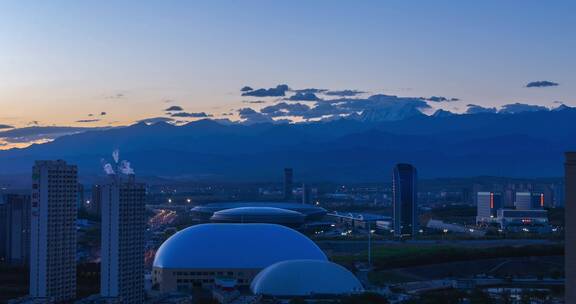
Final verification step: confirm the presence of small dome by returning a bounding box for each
[210,207,305,225]
[251,260,364,297]
[153,224,327,270]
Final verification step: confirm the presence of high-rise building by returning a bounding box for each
[392,163,418,238]
[565,152,576,304]
[77,183,85,211]
[100,174,146,304]
[0,194,31,265]
[283,168,293,201]
[0,202,8,263]
[514,192,543,210]
[476,192,502,223]
[30,160,78,302]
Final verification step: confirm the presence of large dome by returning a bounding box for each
[251,260,364,297]
[153,224,327,269]
[191,202,327,220]
[210,207,305,226]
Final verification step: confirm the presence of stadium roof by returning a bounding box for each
[251,260,364,297]
[191,201,327,218]
[153,224,327,269]
[210,207,305,225]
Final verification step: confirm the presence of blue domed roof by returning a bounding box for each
[153,224,327,269]
[251,260,364,296]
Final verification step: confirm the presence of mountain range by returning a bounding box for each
[1,107,575,183]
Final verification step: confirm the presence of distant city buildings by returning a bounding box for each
[392,163,418,238]
[476,191,549,231]
[100,173,146,303]
[565,152,576,304]
[283,168,293,201]
[30,160,78,303]
[0,194,31,265]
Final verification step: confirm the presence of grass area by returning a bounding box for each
[333,244,564,270]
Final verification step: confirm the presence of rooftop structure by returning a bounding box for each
[191,202,327,220]
[210,207,305,226]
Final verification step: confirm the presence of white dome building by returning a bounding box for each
[251,260,364,297]
[152,224,327,292]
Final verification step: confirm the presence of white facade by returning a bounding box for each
[30,160,77,303]
[514,192,532,210]
[100,175,145,304]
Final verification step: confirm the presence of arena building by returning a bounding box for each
[210,207,306,227]
[152,224,327,292]
[190,202,327,221]
[251,260,364,297]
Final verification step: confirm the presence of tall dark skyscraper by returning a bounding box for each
[30,160,78,302]
[0,194,31,265]
[90,184,102,217]
[565,152,576,304]
[284,168,293,201]
[302,183,311,204]
[392,163,418,238]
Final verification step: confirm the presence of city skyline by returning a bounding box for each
[1,1,575,144]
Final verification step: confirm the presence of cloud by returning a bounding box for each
[260,102,311,117]
[288,92,321,101]
[425,96,459,102]
[292,88,327,94]
[170,112,212,118]
[499,103,548,114]
[137,117,175,125]
[76,119,100,123]
[0,126,99,143]
[325,89,365,97]
[242,84,289,97]
[243,94,431,122]
[241,86,253,92]
[466,104,497,114]
[237,108,274,124]
[526,80,559,88]
[0,124,14,129]
[105,93,125,99]
[242,100,268,104]
[165,105,184,112]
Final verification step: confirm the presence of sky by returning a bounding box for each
[0,0,575,145]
